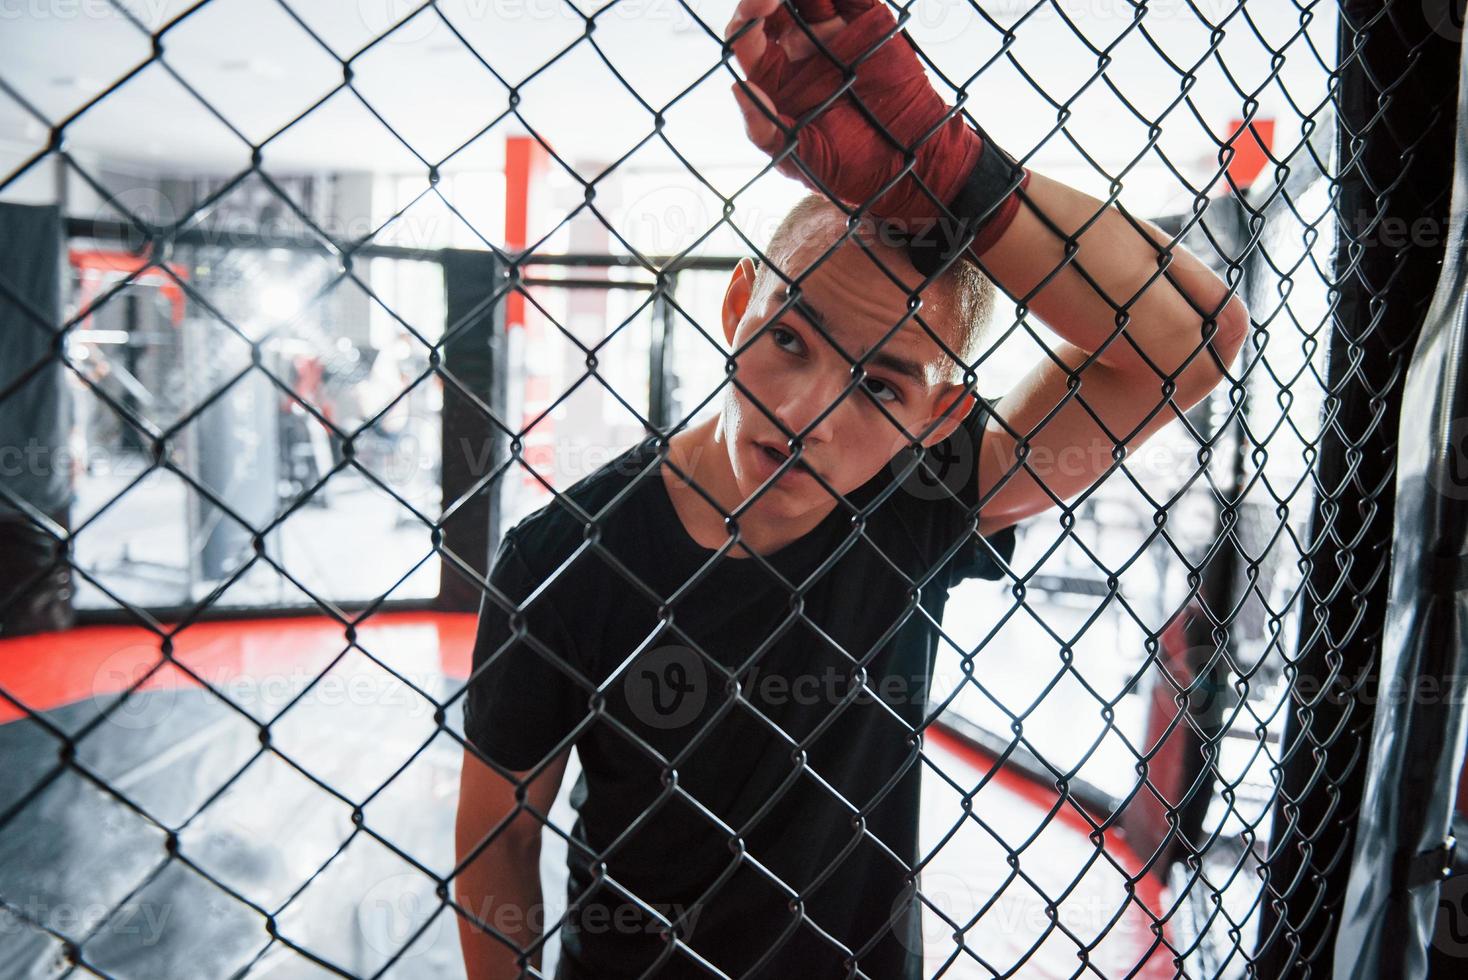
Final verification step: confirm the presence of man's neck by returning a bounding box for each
[661,415,835,559]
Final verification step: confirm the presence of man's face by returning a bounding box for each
[717,233,975,520]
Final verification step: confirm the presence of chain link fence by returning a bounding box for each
[1,0,1465,977]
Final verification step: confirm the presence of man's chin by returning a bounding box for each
[744,472,846,523]
[734,469,798,513]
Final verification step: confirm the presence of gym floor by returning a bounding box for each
[0,613,1172,977]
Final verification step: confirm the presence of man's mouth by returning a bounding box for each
[757,441,816,477]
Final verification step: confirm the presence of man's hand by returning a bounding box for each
[724,0,993,229]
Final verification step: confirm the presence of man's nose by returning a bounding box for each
[772,370,848,453]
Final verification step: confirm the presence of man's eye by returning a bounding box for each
[770,326,801,352]
[862,377,899,404]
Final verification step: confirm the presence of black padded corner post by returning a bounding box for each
[437,248,508,613]
[1254,3,1462,974]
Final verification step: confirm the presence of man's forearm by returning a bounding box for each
[971,168,1249,391]
[455,817,546,979]
[962,167,1248,531]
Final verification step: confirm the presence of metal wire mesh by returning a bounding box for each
[0,0,1461,977]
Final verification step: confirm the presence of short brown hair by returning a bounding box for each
[751,193,998,385]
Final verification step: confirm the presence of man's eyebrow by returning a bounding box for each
[864,347,930,388]
[776,285,930,388]
[778,284,829,332]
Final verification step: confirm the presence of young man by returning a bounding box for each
[455,0,1249,976]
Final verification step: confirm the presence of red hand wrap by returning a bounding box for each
[741,0,1027,258]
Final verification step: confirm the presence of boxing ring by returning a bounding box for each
[3,0,1468,977]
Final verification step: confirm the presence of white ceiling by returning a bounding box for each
[1,0,765,176]
[1,0,1338,217]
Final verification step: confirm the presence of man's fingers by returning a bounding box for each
[730,0,784,27]
[725,17,767,77]
[725,0,781,45]
[726,0,791,79]
[765,4,794,35]
[787,0,881,27]
[772,0,859,63]
[730,80,788,155]
[782,119,838,190]
[832,0,877,19]
[731,78,840,199]
[791,0,839,21]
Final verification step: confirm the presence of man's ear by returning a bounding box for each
[722,257,758,347]
[920,384,978,448]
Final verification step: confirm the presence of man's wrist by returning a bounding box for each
[903,132,1029,277]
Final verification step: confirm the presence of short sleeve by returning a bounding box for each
[941,391,1019,584]
[461,529,585,771]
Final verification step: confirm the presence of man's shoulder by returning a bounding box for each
[502,434,658,577]
[854,390,1015,584]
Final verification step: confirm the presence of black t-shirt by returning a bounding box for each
[462,395,1018,979]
